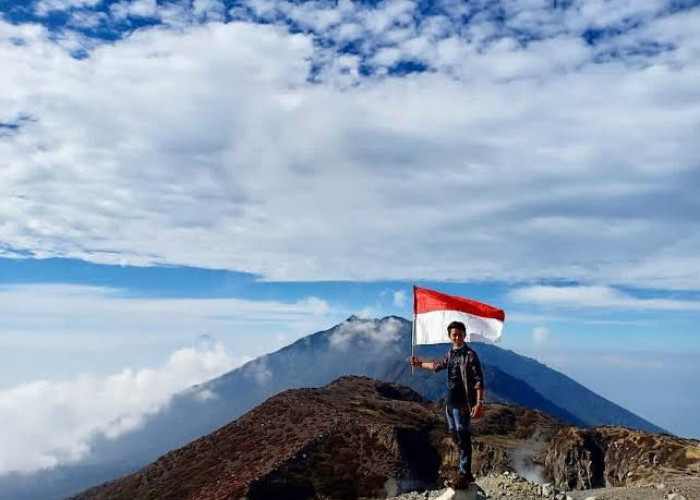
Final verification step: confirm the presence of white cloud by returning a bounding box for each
[510,285,700,311]
[35,0,102,15]
[393,290,407,308]
[532,326,550,345]
[0,342,240,474]
[1,3,700,290]
[356,306,377,319]
[329,317,403,351]
[192,387,218,402]
[0,283,336,384]
[110,0,159,20]
[0,284,333,338]
[68,9,109,29]
[597,354,664,370]
[193,0,226,22]
[0,281,338,474]
[243,355,272,384]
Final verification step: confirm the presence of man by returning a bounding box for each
[409,320,485,489]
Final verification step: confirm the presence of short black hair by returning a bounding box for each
[446,321,466,333]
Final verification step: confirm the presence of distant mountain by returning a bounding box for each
[380,360,586,427]
[0,316,664,500]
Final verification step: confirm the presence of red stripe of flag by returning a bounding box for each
[413,286,505,321]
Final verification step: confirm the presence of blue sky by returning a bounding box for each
[1,0,700,475]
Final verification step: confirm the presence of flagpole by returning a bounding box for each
[411,285,416,376]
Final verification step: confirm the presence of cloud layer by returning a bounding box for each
[329,316,403,351]
[532,326,550,345]
[1,1,700,289]
[525,348,700,438]
[0,283,334,386]
[0,342,239,474]
[511,284,700,310]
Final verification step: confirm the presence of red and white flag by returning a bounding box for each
[413,286,505,345]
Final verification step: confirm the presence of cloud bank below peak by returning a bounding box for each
[1,1,700,289]
[0,342,241,474]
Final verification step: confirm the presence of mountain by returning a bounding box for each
[68,377,699,500]
[0,316,664,500]
[67,377,559,500]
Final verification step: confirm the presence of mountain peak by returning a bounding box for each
[343,314,408,323]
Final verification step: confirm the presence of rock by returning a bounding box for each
[554,494,566,500]
[666,494,687,500]
[542,483,554,497]
[544,426,700,490]
[435,484,482,500]
[583,497,598,500]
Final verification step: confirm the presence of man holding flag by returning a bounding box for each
[408,286,505,490]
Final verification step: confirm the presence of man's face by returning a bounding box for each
[448,327,466,347]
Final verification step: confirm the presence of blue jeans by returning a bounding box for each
[445,405,472,476]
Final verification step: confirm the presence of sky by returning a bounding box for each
[1,0,700,476]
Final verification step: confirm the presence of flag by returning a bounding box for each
[413,286,505,345]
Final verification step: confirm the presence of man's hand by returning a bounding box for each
[408,355,421,367]
[470,401,485,419]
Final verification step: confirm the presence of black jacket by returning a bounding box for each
[433,345,484,409]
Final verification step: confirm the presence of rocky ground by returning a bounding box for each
[385,472,700,500]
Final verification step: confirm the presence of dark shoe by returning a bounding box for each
[444,473,474,489]
[443,472,457,489]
